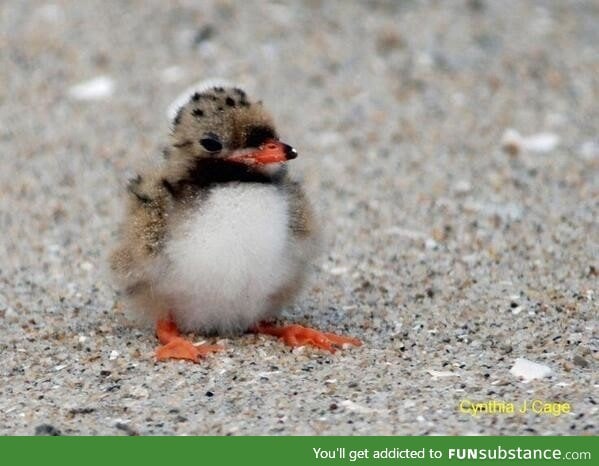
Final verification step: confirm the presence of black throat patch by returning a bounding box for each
[164,158,282,199]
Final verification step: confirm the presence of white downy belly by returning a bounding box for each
[161,183,291,333]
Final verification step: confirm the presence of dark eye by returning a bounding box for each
[199,135,222,152]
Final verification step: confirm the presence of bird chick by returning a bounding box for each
[110,84,361,362]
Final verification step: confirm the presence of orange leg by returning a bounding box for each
[251,323,362,353]
[155,316,223,363]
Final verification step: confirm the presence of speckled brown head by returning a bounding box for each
[170,86,297,166]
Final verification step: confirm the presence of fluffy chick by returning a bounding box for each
[110,84,360,362]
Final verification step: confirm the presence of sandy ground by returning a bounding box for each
[0,0,597,435]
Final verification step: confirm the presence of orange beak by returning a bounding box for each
[227,139,297,165]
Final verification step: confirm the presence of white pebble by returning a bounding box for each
[427,370,459,378]
[80,261,93,271]
[113,418,131,425]
[464,201,523,221]
[501,128,559,154]
[522,132,560,153]
[454,180,472,194]
[425,238,438,250]
[509,357,552,383]
[109,350,120,360]
[340,400,373,413]
[68,76,114,101]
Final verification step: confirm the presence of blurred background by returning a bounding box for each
[0,1,597,435]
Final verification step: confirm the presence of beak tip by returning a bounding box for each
[285,145,298,160]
